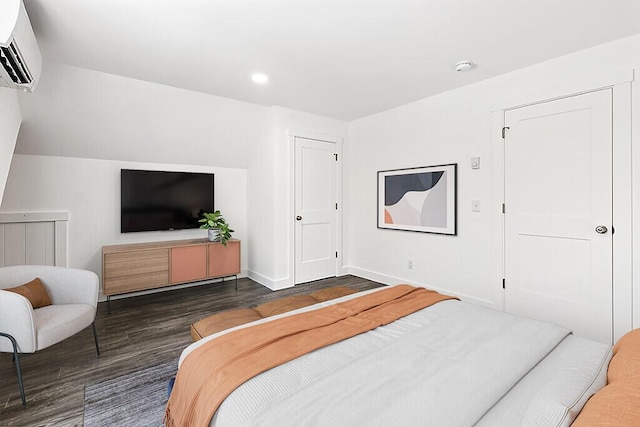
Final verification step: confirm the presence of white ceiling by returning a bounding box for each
[22,0,640,121]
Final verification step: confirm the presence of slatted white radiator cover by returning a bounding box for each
[0,212,68,267]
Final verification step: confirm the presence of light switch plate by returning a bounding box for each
[472,200,481,212]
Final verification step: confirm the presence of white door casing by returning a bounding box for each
[294,137,337,284]
[504,89,613,344]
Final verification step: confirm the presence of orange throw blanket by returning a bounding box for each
[164,285,457,427]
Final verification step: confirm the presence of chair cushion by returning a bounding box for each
[5,277,52,309]
[33,304,95,351]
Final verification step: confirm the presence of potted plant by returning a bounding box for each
[199,211,234,245]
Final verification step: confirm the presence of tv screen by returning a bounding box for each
[121,169,214,233]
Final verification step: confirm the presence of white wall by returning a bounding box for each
[346,90,494,304]
[15,61,267,168]
[0,154,247,296]
[0,88,21,204]
[345,34,640,312]
[247,106,347,289]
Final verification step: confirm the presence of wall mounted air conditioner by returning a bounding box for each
[0,0,42,92]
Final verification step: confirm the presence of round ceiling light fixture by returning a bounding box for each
[455,60,474,72]
[251,73,269,84]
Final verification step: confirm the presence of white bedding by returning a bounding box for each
[476,335,611,426]
[177,286,611,427]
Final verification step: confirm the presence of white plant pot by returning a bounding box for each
[208,229,221,242]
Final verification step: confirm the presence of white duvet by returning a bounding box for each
[178,286,611,427]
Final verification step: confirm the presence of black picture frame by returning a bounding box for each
[377,163,457,235]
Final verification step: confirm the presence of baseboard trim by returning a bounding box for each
[247,270,294,291]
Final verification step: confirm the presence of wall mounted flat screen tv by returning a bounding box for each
[121,169,214,233]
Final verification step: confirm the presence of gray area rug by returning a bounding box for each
[83,360,177,427]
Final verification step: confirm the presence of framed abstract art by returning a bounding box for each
[377,164,457,235]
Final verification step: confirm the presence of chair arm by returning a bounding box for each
[0,290,37,353]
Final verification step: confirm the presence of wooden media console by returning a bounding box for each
[102,238,240,302]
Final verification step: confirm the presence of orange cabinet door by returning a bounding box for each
[171,245,207,283]
[208,240,240,278]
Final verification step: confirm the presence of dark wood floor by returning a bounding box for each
[0,275,382,426]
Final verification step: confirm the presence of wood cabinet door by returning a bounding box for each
[171,245,207,283]
[104,248,169,295]
[208,240,240,278]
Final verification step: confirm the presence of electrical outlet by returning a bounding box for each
[408,259,414,270]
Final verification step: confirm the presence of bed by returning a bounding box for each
[167,285,636,427]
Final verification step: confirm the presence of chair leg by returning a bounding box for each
[91,322,100,357]
[0,332,26,406]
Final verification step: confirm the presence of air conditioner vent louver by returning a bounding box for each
[0,42,32,85]
[0,0,41,92]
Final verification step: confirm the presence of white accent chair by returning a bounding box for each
[0,265,100,405]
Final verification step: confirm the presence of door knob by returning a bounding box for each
[296,216,303,221]
[595,225,608,234]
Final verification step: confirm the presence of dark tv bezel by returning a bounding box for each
[120,169,214,233]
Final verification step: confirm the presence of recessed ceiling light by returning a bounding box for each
[251,73,269,84]
[455,60,474,72]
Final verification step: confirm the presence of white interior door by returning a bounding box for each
[504,89,613,344]
[294,137,337,284]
